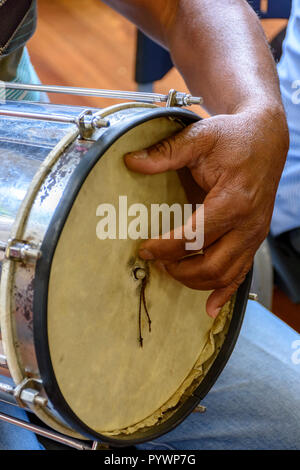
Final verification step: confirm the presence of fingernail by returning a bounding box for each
[209,307,221,319]
[127,150,149,159]
[139,248,155,260]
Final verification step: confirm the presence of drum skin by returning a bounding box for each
[47,117,233,435]
[0,101,252,445]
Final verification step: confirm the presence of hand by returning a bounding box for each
[125,107,289,318]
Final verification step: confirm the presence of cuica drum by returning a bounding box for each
[0,89,251,447]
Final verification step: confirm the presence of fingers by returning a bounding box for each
[152,230,254,304]
[163,244,250,291]
[152,234,251,318]
[139,206,204,261]
[124,121,214,175]
[139,187,234,262]
[139,233,189,261]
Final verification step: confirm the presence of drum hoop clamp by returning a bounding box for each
[0,239,41,264]
[74,109,110,139]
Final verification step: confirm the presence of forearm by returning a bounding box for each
[104,0,285,117]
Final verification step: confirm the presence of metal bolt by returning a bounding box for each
[91,116,110,129]
[193,405,207,413]
[19,388,48,407]
[248,293,258,301]
[134,267,147,281]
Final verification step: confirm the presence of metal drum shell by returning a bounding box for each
[0,100,88,383]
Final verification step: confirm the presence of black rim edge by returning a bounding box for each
[33,106,250,446]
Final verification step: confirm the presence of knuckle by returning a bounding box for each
[231,276,244,290]
[205,260,225,282]
[218,272,236,288]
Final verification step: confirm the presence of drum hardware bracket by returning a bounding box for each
[0,378,48,408]
[166,89,203,108]
[1,239,41,264]
[166,89,178,107]
[248,293,258,301]
[74,109,110,139]
[13,378,48,408]
[193,404,207,413]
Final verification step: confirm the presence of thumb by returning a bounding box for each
[124,120,214,175]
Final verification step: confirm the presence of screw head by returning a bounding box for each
[134,268,147,280]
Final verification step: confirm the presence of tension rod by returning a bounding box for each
[1,82,203,106]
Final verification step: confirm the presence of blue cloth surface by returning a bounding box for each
[0,301,299,450]
[0,402,42,450]
[272,0,300,236]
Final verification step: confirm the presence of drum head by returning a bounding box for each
[34,108,250,444]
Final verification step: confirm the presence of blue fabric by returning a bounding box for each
[271,0,300,236]
[0,403,42,450]
[1,301,298,450]
[0,47,44,102]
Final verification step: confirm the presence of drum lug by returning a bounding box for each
[75,109,110,139]
[13,378,48,409]
[166,89,204,107]
[166,89,178,107]
[0,378,48,408]
[2,239,41,264]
